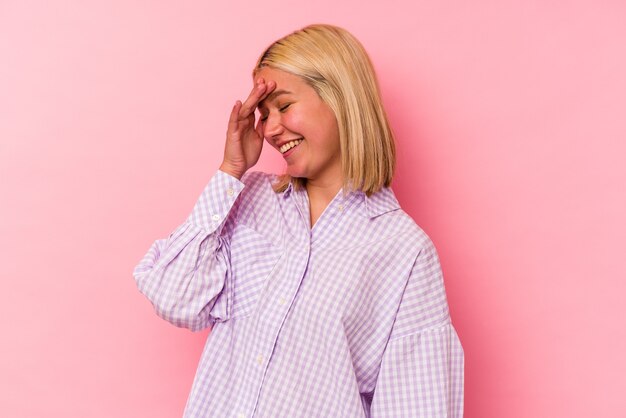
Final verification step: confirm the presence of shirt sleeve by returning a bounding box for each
[132,170,245,332]
[369,237,464,417]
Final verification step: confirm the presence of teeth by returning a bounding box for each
[279,139,303,154]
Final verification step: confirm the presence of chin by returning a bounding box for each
[286,166,307,179]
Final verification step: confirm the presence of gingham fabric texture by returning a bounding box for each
[134,170,464,417]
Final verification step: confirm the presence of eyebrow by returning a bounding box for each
[258,89,292,109]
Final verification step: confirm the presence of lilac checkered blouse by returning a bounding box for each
[134,170,464,417]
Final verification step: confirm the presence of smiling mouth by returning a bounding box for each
[279,139,303,154]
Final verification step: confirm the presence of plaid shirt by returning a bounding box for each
[134,170,464,417]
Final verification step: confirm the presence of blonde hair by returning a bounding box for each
[254,24,396,196]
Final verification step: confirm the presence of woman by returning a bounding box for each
[134,24,464,417]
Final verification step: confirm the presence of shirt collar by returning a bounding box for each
[282,180,400,219]
[283,181,294,198]
[361,187,401,219]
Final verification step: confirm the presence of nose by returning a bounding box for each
[263,111,284,141]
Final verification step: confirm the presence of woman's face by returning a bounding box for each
[256,67,341,186]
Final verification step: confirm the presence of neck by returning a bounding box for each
[305,176,343,227]
[305,178,342,202]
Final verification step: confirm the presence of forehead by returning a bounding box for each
[256,67,317,110]
[255,67,307,91]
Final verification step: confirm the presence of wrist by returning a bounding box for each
[219,162,244,180]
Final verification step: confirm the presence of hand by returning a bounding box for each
[219,78,276,180]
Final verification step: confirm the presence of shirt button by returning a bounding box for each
[278,297,286,305]
[237,413,245,418]
[338,204,344,211]
[256,354,263,365]
[211,214,220,222]
[227,188,234,196]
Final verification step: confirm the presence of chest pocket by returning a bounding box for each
[225,223,283,320]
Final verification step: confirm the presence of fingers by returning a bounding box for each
[263,79,277,100]
[228,100,242,133]
[239,78,276,119]
[255,114,265,138]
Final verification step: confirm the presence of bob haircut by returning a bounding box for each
[254,24,396,196]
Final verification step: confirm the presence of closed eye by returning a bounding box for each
[259,103,290,122]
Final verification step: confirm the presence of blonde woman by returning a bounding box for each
[134,24,464,417]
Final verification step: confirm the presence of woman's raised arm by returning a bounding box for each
[133,79,275,331]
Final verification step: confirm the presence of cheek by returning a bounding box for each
[320,116,340,150]
[316,105,339,139]
[281,112,304,133]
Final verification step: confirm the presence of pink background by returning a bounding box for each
[1,1,625,417]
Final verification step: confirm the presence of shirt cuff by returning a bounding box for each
[187,170,245,231]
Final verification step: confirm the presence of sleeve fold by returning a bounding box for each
[370,323,464,417]
[132,170,245,331]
